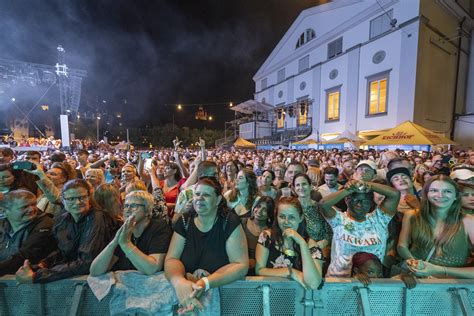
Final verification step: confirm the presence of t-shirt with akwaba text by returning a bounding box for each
[325,207,393,277]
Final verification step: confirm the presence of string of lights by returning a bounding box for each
[164,101,239,108]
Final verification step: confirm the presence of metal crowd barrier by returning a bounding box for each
[0,275,473,315]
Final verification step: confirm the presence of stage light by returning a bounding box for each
[102,100,107,104]
[97,116,101,120]
[208,116,213,121]
[11,98,15,102]
[177,104,182,110]
[229,102,233,107]
[77,114,81,119]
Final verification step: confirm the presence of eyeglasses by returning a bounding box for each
[63,195,89,203]
[123,203,146,210]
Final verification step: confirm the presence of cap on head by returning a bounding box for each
[386,167,411,183]
[356,160,377,171]
[450,168,474,181]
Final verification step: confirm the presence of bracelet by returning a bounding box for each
[201,277,210,291]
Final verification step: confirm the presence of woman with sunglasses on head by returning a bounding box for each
[319,179,400,277]
[16,179,115,284]
[90,190,171,276]
[255,196,323,289]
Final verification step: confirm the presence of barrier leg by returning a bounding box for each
[301,289,323,315]
[355,287,372,316]
[403,287,412,316]
[0,283,9,316]
[454,288,473,316]
[69,283,86,316]
[39,284,46,316]
[261,284,271,316]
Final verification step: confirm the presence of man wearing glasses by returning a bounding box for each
[0,190,55,276]
[15,179,115,284]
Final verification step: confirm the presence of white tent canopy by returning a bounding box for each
[231,100,274,115]
[293,132,319,144]
[324,130,365,143]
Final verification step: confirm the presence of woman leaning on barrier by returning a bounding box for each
[165,177,248,314]
[255,196,323,290]
[397,175,474,279]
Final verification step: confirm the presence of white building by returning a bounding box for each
[245,0,474,148]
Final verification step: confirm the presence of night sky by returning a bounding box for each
[0,0,321,129]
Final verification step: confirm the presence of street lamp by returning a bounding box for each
[208,116,213,121]
[172,104,182,131]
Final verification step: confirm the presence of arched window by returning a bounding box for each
[296,29,316,49]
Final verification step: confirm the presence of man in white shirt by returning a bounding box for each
[318,167,343,198]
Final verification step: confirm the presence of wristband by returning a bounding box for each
[201,277,210,291]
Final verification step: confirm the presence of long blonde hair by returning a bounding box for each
[411,175,463,255]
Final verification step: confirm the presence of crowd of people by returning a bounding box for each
[1,134,109,151]
[0,140,473,312]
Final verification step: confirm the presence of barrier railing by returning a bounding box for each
[1,275,473,315]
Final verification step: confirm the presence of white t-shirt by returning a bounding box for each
[318,184,342,198]
[326,207,393,277]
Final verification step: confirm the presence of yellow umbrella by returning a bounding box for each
[363,121,457,146]
[234,137,256,149]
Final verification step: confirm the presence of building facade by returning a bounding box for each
[249,0,473,147]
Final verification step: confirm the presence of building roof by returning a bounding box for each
[254,0,364,81]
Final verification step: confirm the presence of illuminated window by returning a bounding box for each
[367,72,389,115]
[277,109,285,129]
[298,101,308,126]
[326,88,340,121]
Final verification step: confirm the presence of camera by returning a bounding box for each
[11,161,37,171]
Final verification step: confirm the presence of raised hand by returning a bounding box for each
[173,137,182,150]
